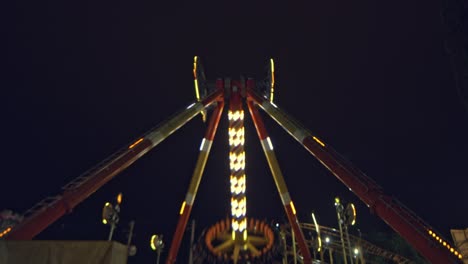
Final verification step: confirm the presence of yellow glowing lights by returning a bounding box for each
[179,201,186,215]
[128,138,144,149]
[313,136,326,147]
[312,212,321,252]
[230,175,246,195]
[228,109,248,240]
[194,80,200,100]
[193,56,206,122]
[102,219,108,225]
[270,58,275,103]
[229,152,245,163]
[228,110,244,121]
[0,227,12,238]
[290,201,297,215]
[350,203,356,226]
[193,56,200,101]
[230,153,245,172]
[232,218,247,232]
[117,193,123,204]
[229,128,245,147]
[231,197,247,218]
[428,229,461,257]
[150,235,158,251]
[193,56,198,76]
[228,127,245,137]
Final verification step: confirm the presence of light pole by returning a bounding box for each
[151,234,165,264]
[356,229,365,264]
[334,197,348,264]
[344,203,357,264]
[126,221,137,257]
[101,193,122,241]
[279,224,288,264]
[325,236,334,264]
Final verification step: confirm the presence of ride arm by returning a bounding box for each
[6,89,223,240]
[247,89,461,264]
[166,99,224,264]
[247,99,312,264]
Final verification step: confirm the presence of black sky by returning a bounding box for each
[2,0,468,262]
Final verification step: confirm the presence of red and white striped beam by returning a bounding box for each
[166,95,224,264]
[247,99,313,264]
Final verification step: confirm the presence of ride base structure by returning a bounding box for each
[1,57,464,264]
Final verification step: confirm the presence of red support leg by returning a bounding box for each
[247,99,313,264]
[165,100,224,264]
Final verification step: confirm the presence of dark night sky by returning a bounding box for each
[2,0,468,262]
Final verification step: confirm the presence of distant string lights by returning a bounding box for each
[428,229,462,259]
[0,227,12,238]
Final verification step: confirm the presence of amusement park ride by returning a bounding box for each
[0,57,464,264]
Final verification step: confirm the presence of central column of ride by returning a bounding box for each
[228,83,248,248]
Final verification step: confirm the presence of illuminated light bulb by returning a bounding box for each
[270,58,275,103]
[450,248,454,253]
[232,220,239,231]
[313,136,326,147]
[239,219,247,231]
[179,201,186,215]
[194,80,200,100]
[290,201,297,215]
[228,109,247,239]
[230,178,246,195]
[116,193,123,204]
[334,197,340,205]
[128,138,144,149]
[229,152,245,165]
[428,230,433,235]
[228,111,244,121]
[150,235,157,251]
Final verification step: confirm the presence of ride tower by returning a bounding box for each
[3,57,463,264]
[166,57,312,264]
